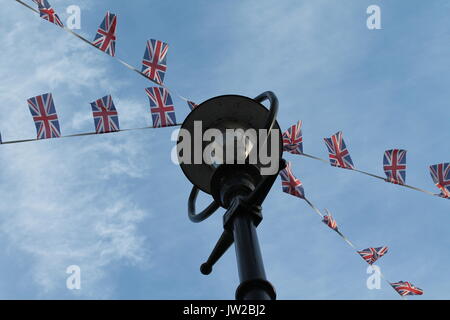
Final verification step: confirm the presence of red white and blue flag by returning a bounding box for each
[27,93,61,139]
[187,101,198,111]
[322,212,338,231]
[90,95,120,134]
[283,120,303,154]
[92,12,117,57]
[280,161,305,199]
[324,131,354,169]
[33,0,64,27]
[383,149,407,185]
[430,163,450,198]
[390,281,423,296]
[357,246,388,265]
[145,87,177,128]
[142,39,169,84]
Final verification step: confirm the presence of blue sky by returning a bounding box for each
[0,0,448,299]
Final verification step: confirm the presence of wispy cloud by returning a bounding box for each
[0,1,152,298]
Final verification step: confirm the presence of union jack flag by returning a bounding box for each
[187,101,198,111]
[142,39,169,84]
[357,246,388,265]
[282,120,303,154]
[322,211,338,231]
[324,131,354,169]
[33,0,64,27]
[27,93,61,139]
[92,12,117,57]
[383,149,407,185]
[145,87,177,128]
[280,161,305,199]
[430,163,450,198]
[90,95,120,134]
[390,281,423,296]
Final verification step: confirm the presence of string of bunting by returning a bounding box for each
[282,121,450,199]
[17,0,195,103]
[0,91,184,145]
[280,120,448,297]
[3,0,199,145]
[280,161,424,298]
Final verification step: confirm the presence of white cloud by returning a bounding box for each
[0,2,151,298]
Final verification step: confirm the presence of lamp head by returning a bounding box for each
[177,94,282,195]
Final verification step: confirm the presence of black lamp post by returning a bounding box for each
[177,92,285,300]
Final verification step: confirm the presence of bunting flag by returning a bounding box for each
[357,246,388,265]
[383,149,407,185]
[282,120,303,154]
[430,163,450,198]
[33,0,63,27]
[280,161,305,199]
[390,281,424,296]
[27,93,61,139]
[90,95,120,133]
[145,87,177,128]
[324,131,355,169]
[142,39,169,84]
[322,212,338,231]
[92,11,117,57]
[187,101,198,111]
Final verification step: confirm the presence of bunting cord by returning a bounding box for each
[1,123,183,145]
[302,196,406,299]
[15,0,37,13]
[14,0,192,104]
[299,152,440,198]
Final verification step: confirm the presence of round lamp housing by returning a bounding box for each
[177,94,283,195]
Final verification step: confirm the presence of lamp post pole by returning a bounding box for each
[220,167,277,300]
[201,163,282,300]
[179,92,282,300]
[232,204,272,300]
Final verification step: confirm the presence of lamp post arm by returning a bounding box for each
[188,186,220,223]
[200,230,234,275]
[254,91,279,132]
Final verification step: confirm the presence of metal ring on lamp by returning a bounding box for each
[188,186,220,223]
